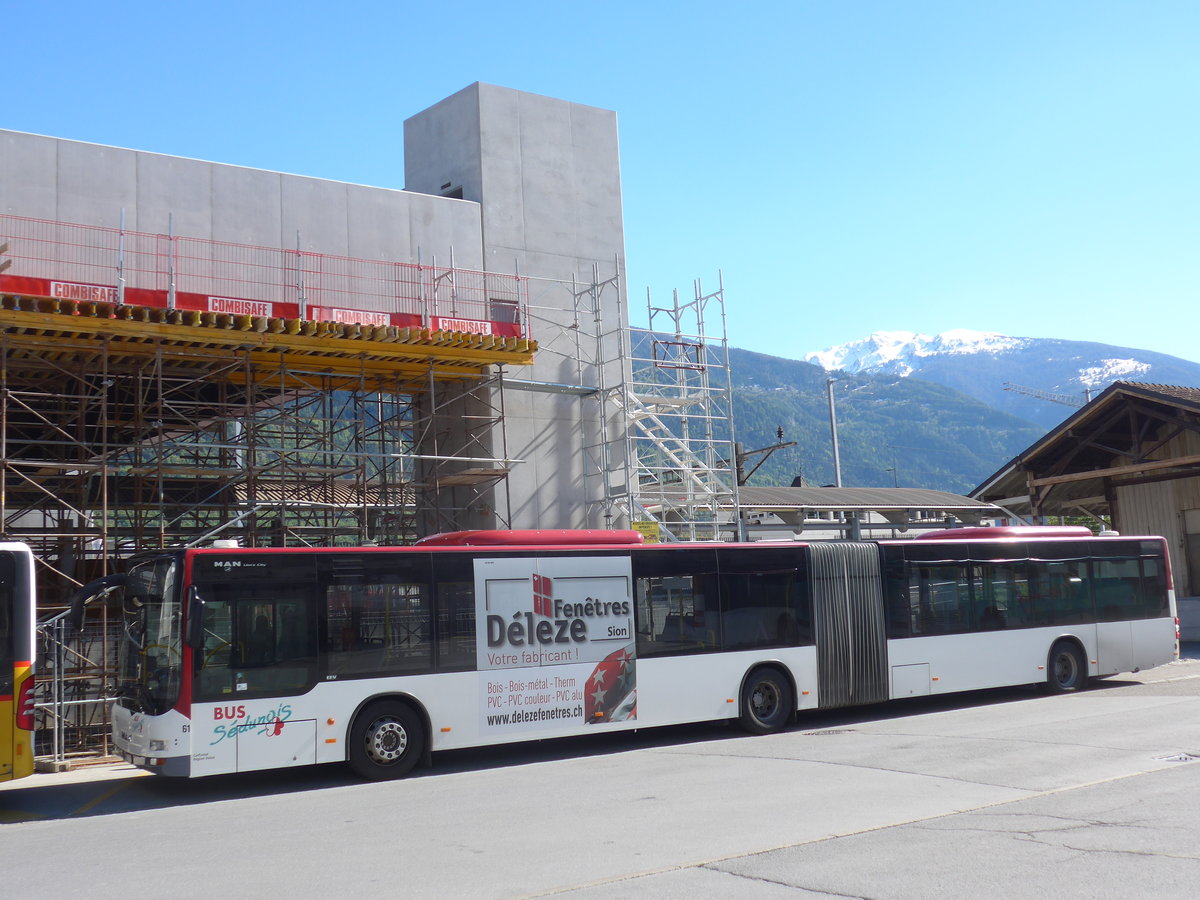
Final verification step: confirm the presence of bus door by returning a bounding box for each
[809,542,888,708]
[1092,550,1164,674]
[190,553,321,776]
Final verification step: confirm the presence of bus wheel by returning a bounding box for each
[1046,641,1088,693]
[349,700,425,780]
[740,667,793,735]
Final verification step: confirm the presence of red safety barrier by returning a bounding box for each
[0,214,528,338]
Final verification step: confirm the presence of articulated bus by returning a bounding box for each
[94,526,1178,780]
[1,543,37,782]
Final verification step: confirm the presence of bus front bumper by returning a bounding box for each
[116,746,191,777]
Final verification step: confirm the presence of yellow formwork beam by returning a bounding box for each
[0,294,537,385]
[0,296,535,362]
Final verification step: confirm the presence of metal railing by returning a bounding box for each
[33,611,118,767]
[0,213,528,335]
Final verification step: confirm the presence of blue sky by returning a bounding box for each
[6,1,1198,363]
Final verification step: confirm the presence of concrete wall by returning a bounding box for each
[405,84,629,529]
[404,83,625,294]
[0,129,482,266]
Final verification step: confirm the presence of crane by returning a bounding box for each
[1002,382,1091,408]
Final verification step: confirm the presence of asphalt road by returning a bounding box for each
[4,649,1200,899]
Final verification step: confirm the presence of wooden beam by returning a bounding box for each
[0,306,536,368]
[1029,453,1200,487]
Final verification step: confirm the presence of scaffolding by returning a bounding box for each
[573,270,739,541]
[488,264,738,541]
[1,214,535,763]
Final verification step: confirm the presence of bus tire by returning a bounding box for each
[740,667,793,735]
[348,700,425,780]
[1046,641,1088,693]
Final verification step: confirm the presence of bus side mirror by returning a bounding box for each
[68,573,128,633]
[185,586,206,649]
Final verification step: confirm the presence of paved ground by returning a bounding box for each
[3,646,1199,898]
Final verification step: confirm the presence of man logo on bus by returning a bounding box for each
[533,573,553,617]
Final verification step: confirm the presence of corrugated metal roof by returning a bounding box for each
[233,482,412,507]
[734,487,999,511]
[1114,382,1200,406]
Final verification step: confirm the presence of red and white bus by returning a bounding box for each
[94,526,1178,780]
[1,543,37,783]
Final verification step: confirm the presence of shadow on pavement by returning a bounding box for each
[0,685,1041,822]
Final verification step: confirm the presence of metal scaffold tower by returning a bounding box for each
[590,274,739,541]
[504,265,738,541]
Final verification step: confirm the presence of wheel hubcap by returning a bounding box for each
[366,717,408,765]
[752,682,779,719]
[1055,653,1077,686]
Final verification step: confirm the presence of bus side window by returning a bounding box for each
[192,576,318,701]
[0,554,15,698]
[716,547,810,650]
[1041,561,1092,625]
[882,553,911,638]
[435,582,476,671]
[323,555,433,677]
[633,549,719,657]
[433,554,475,671]
[975,562,1029,630]
[909,564,971,635]
[1139,557,1169,618]
[1092,558,1144,621]
[324,583,432,675]
[635,575,713,653]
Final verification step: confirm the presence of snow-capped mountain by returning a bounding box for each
[805,330,1029,376]
[805,330,1200,429]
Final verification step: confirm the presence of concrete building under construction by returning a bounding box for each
[1,84,637,583]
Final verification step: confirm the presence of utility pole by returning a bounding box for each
[827,377,842,487]
[735,426,797,485]
[733,428,797,543]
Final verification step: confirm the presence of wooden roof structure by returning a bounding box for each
[971,382,1200,521]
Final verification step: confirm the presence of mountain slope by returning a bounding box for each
[725,348,1042,493]
[805,331,1200,429]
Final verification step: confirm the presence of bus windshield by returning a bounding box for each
[116,556,182,715]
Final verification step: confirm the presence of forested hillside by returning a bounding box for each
[726,348,1044,493]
